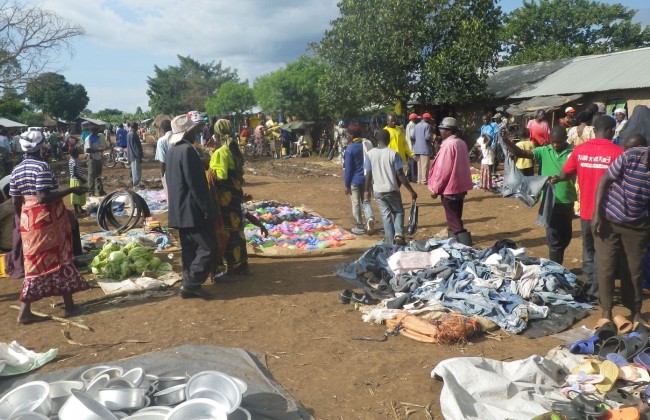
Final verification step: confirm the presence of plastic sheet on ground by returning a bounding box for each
[135,189,168,214]
[0,341,58,377]
[97,271,181,295]
[245,200,357,257]
[432,355,568,420]
[0,345,313,420]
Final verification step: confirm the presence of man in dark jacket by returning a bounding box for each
[343,124,375,235]
[166,113,218,299]
[127,122,143,189]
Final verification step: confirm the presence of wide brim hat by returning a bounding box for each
[169,112,204,145]
[438,117,458,130]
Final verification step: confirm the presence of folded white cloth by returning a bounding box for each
[387,248,449,275]
[0,341,58,376]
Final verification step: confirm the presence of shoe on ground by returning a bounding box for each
[212,272,238,283]
[350,225,365,235]
[339,289,352,304]
[366,219,376,235]
[179,286,210,299]
[351,292,378,305]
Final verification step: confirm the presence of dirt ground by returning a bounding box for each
[0,155,623,419]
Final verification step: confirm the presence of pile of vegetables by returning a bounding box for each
[91,241,173,279]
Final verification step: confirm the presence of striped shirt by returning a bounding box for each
[9,158,58,196]
[604,147,650,223]
[69,157,86,181]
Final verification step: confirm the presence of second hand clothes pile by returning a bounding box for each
[335,238,591,335]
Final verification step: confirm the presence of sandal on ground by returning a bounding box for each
[599,336,629,359]
[595,320,618,341]
[626,331,650,361]
[604,388,642,408]
[602,406,640,420]
[633,348,650,370]
[339,289,352,304]
[617,365,649,382]
[595,360,620,394]
[565,372,605,385]
[570,335,600,355]
[614,315,634,334]
[606,352,629,367]
[571,359,599,375]
[351,292,378,305]
[393,235,406,246]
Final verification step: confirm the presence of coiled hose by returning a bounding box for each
[97,190,151,233]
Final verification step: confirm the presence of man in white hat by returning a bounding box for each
[427,117,474,245]
[166,112,218,299]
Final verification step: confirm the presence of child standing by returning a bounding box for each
[476,134,495,191]
[69,148,87,216]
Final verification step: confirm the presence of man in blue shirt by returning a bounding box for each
[344,124,375,235]
[410,112,434,184]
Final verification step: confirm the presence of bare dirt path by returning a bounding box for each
[0,156,606,419]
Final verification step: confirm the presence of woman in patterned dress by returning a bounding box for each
[10,131,89,324]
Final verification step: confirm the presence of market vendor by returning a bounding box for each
[9,131,89,324]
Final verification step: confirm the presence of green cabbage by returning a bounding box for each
[133,258,150,274]
[128,247,151,261]
[120,260,132,278]
[109,251,127,263]
[157,262,173,274]
[101,261,122,279]
[102,242,121,252]
[148,257,162,270]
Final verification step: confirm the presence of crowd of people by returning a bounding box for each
[338,103,650,329]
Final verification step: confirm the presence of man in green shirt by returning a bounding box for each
[502,126,576,264]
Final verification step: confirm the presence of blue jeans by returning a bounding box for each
[350,184,374,226]
[131,160,142,188]
[374,190,404,244]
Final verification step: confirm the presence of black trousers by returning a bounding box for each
[545,203,574,264]
[595,218,650,313]
[178,226,217,289]
[580,218,598,296]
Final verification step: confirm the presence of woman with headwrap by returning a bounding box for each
[209,119,252,278]
[9,131,89,324]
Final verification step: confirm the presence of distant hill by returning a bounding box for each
[633,8,650,27]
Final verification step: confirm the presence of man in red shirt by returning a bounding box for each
[555,116,623,301]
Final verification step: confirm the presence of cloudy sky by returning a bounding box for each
[28,0,650,113]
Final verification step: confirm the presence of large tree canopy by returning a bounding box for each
[501,0,650,65]
[25,72,88,122]
[253,56,326,122]
[317,0,501,112]
[0,1,84,90]
[205,81,255,117]
[146,55,239,115]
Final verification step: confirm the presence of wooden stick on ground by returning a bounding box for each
[10,305,93,332]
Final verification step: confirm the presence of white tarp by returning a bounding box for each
[431,355,569,420]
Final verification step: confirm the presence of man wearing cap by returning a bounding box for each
[384,114,413,171]
[344,124,376,235]
[613,108,628,146]
[166,113,218,299]
[428,117,474,246]
[411,112,434,185]
[559,107,576,128]
[405,113,419,182]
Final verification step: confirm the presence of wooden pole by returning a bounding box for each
[10,305,93,332]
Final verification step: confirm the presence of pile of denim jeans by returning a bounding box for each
[334,238,591,334]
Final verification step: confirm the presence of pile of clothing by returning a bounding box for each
[335,238,590,334]
[245,201,356,252]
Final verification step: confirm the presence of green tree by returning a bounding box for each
[25,72,89,121]
[205,81,255,116]
[316,0,501,113]
[146,55,239,115]
[501,0,650,65]
[0,87,26,120]
[0,1,84,89]
[253,56,326,121]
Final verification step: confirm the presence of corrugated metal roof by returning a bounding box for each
[510,47,650,99]
[79,117,108,126]
[487,58,571,99]
[0,117,26,128]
